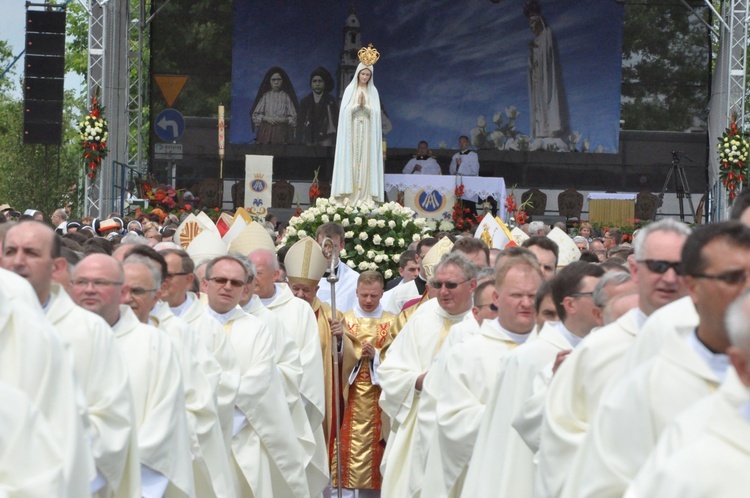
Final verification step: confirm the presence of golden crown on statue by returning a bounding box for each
[358,44,380,66]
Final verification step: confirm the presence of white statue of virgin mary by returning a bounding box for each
[331,49,384,204]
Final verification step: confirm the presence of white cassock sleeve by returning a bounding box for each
[0,383,66,497]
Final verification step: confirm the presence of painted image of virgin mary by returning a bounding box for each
[525,0,569,139]
[250,66,299,144]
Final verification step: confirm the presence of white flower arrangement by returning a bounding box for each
[282,197,433,278]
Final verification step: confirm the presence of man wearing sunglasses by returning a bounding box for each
[237,252,329,498]
[159,248,240,451]
[379,252,478,497]
[201,254,310,498]
[537,218,691,498]
[566,221,750,498]
[466,260,604,497]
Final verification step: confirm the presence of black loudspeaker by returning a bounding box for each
[23,8,67,146]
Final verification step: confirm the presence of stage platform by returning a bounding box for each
[154,117,709,223]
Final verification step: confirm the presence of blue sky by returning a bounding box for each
[230,0,625,150]
[2,2,83,98]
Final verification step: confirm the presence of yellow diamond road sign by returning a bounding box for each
[154,75,188,107]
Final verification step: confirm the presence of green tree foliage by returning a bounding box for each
[0,7,85,217]
[0,91,82,217]
[65,2,88,80]
[621,0,711,131]
[150,0,232,116]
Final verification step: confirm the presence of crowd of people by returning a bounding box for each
[2,188,750,498]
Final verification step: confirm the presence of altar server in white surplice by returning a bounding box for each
[625,290,750,498]
[72,255,194,498]
[159,248,240,451]
[419,255,544,498]
[463,261,603,498]
[386,238,437,314]
[118,248,234,498]
[201,255,310,498]
[0,381,66,497]
[2,221,139,497]
[0,268,93,498]
[315,222,360,313]
[535,219,691,498]
[378,251,477,497]
[563,222,750,498]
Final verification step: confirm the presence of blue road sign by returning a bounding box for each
[155,109,185,141]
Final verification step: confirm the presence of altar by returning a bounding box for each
[587,192,636,227]
[384,174,507,221]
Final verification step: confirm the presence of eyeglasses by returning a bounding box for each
[71,279,123,289]
[475,303,498,311]
[691,269,750,286]
[166,272,190,278]
[431,279,469,290]
[637,260,683,275]
[207,277,246,288]
[570,292,594,298]
[128,286,159,297]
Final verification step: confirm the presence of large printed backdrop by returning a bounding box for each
[230,0,624,153]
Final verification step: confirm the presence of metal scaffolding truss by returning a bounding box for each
[84,0,133,217]
[127,0,149,178]
[704,0,750,221]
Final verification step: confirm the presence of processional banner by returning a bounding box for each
[229,0,624,153]
[244,155,273,220]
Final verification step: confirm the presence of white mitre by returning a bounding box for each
[227,221,275,255]
[422,236,455,280]
[547,226,581,267]
[285,236,328,286]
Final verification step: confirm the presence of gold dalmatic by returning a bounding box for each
[331,310,397,490]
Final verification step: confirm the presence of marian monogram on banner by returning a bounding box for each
[244,154,273,221]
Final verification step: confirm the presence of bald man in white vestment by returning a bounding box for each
[462,261,603,498]
[624,290,750,498]
[159,248,240,450]
[202,255,310,498]
[562,222,750,498]
[237,256,323,497]
[249,249,329,496]
[118,252,234,498]
[536,220,690,498]
[378,253,477,497]
[72,255,194,498]
[119,246,233,497]
[0,268,93,498]
[2,221,139,498]
[0,382,66,497]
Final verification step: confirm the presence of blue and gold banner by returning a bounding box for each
[244,155,273,220]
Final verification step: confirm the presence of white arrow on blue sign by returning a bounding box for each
[155,109,185,142]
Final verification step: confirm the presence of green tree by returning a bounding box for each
[0,91,82,217]
[0,9,86,218]
[621,0,712,131]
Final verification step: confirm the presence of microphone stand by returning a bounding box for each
[321,237,342,498]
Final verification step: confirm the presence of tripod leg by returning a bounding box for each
[677,167,696,219]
